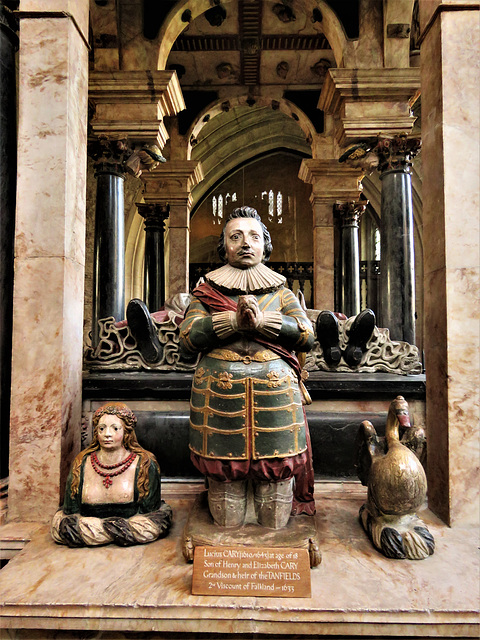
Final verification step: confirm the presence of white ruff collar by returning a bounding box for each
[206,263,286,294]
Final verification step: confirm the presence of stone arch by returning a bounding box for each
[186,95,317,161]
[188,103,312,206]
[156,0,348,70]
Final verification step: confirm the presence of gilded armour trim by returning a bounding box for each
[208,348,281,363]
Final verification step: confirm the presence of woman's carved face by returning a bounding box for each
[97,414,125,452]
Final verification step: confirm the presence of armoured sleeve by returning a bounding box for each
[273,288,315,352]
[179,298,223,353]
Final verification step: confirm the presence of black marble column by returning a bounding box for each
[90,140,128,348]
[335,201,366,318]
[138,203,170,311]
[0,3,18,479]
[377,135,420,344]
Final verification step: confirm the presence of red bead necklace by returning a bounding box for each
[90,451,137,488]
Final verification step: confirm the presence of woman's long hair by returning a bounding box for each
[70,402,159,500]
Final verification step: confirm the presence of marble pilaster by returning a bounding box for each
[299,160,362,310]
[141,161,203,299]
[8,3,89,522]
[419,1,480,526]
[318,68,420,145]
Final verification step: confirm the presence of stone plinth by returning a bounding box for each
[7,4,89,522]
[0,483,478,637]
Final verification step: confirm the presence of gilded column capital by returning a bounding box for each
[89,135,167,178]
[339,134,421,176]
[88,136,131,178]
[334,200,368,227]
[375,134,421,173]
[89,70,185,149]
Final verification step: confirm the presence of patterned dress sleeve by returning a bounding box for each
[138,460,162,514]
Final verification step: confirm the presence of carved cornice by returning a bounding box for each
[298,159,362,202]
[141,160,204,196]
[89,70,185,114]
[319,68,421,112]
[89,70,185,148]
[319,68,420,145]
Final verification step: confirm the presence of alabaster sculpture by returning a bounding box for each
[179,206,317,530]
[355,396,434,560]
[51,402,172,547]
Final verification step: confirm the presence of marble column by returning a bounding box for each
[0,3,17,481]
[334,201,367,317]
[376,135,420,344]
[298,160,362,310]
[8,1,89,522]
[89,140,129,347]
[141,161,203,299]
[138,203,170,310]
[419,0,479,526]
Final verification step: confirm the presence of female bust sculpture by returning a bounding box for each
[51,402,172,547]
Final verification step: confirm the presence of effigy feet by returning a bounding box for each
[316,309,376,368]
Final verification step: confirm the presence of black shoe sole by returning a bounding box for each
[127,298,163,364]
[316,311,341,365]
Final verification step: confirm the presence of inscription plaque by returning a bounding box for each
[192,546,311,597]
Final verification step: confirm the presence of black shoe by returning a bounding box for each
[127,298,162,364]
[316,310,341,366]
[344,309,376,367]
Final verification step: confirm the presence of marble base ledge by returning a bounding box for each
[0,484,478,638]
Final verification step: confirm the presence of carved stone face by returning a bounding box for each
[224,218,264,269]
[97,414,125,452]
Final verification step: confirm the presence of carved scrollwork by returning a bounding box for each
[305,313,422,375]
[84,314,199,371]
[85,309,421,375]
